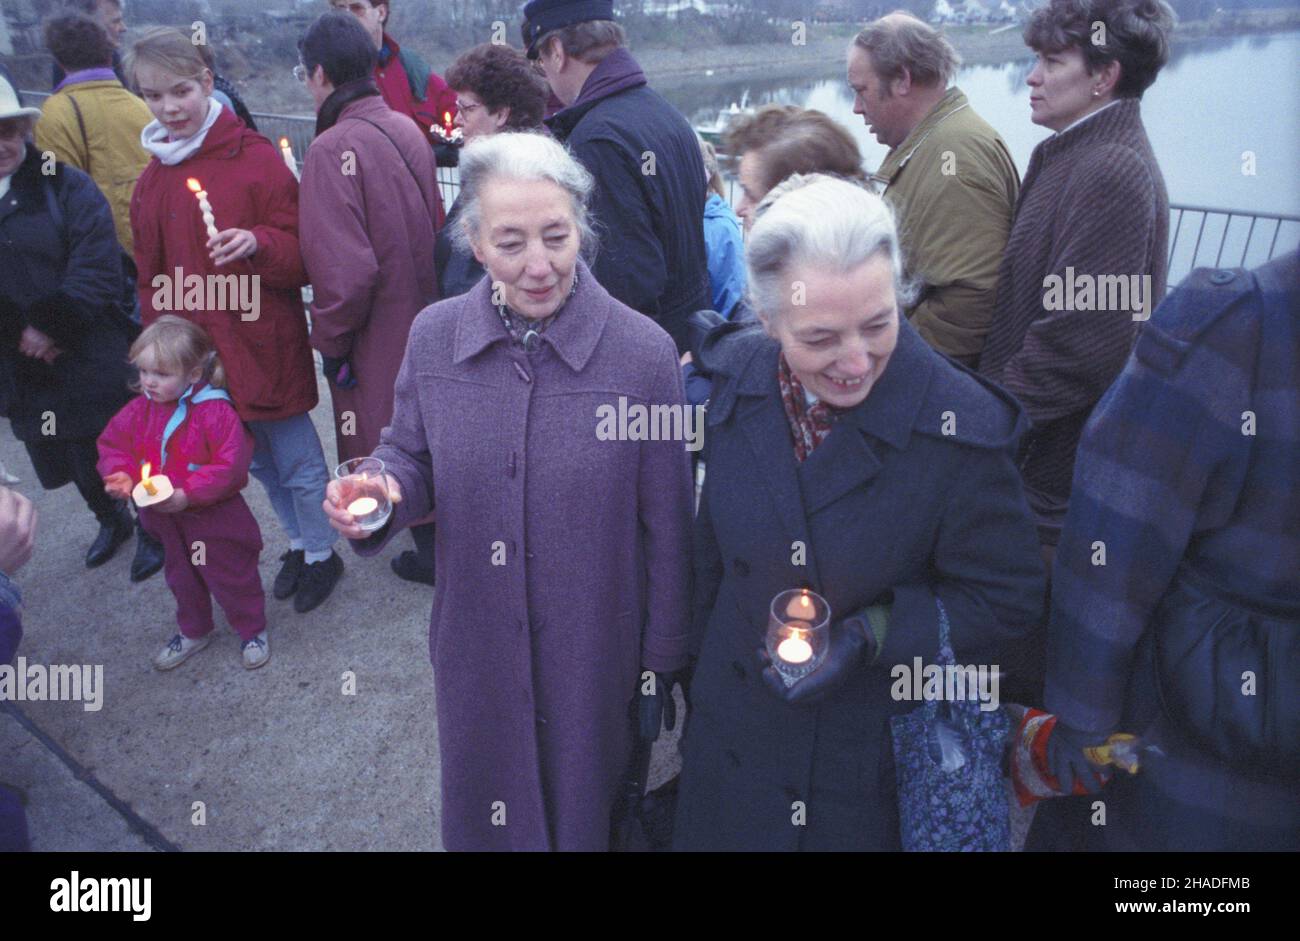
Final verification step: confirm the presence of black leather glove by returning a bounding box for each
[637,670,679,742]
[759,609,884,705]
[1047,721,1112,794]
[321,355,357,389]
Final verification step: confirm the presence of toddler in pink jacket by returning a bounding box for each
[98,316,268,670]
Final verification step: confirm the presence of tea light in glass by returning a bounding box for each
[334,457,393,533]
[766,588,831,687]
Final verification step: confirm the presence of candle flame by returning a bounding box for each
[141,462,152,482]
[186,178,202,193]
[798,590,812,613]
[444,111,452,127]
[140,462,157,497]
[789,626,806,642]
[280,137,290,149]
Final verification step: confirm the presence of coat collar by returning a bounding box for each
[545,48,647,140]
[1034,96,1144,161]
[187,105,248,163]
[452,258,610,372]
[872,86,968,187]
[728,315,932,450]
[722,317,936,564]
[53,70,120,92]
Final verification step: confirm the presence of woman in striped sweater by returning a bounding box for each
[979,0,1174,568]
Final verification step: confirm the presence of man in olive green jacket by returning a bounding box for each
[35,12,151,257]
[848,13,1018,366]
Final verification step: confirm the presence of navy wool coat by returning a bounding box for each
[674,319,1046,851]
[547,49,710,353]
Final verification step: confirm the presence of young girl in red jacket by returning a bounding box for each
[98,316,269,670]
[126,27,343,615]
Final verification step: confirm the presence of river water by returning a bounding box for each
[660,29,1300,219]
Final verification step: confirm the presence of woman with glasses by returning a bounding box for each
[436,43,549,300]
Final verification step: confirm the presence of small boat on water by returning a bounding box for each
[695,95,753,148]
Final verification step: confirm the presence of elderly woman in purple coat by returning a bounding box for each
[323,132,694,851]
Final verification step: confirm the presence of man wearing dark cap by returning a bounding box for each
[523,0,709,353]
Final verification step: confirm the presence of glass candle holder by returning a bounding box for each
[766,588,831,687]
[334,457,393,533]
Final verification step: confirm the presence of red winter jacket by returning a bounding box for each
[375,34,458,143]
[130,107,317,423]
[97,388,253,509]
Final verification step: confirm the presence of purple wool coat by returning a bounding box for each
[354,262,694,850]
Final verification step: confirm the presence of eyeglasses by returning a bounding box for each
[293,64,308,83]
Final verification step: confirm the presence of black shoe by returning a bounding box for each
[130,526,165,582]
[390,550,436,586]
[85,507,133,568]
[293,550,343,613]
[273,549,305,600]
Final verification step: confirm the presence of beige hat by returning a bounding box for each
[0,74,43,123]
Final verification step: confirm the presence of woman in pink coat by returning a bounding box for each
[98,316,268,670]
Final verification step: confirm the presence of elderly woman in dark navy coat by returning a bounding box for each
[673,175,1046,851]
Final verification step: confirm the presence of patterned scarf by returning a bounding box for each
[778,353,842,462]
[496,268,580,352]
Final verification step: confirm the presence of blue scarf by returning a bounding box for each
[158,384,233,471]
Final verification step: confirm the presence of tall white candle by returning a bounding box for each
[186,178,219,241]
[279,137,298,178]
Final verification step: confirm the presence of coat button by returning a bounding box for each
[1209,269,1235,285]
[725,748,741,768]
[731,660,746,680]
[732,559,750,577]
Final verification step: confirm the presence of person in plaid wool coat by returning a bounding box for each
[1032,252,1300,851]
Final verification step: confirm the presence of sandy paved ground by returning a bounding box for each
[0,366,682,851]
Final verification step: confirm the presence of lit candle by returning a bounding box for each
[443,110,453,133]
[785,590,815,621]
[132,461,174,508]
[279,137,298,177]
[347,496,378,518]
[776,625,813,665]
[185,178,219,241]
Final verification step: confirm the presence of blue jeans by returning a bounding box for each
[247,413,336,556]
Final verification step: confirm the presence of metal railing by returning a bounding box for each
[19,92,1300,288]
[1166,203,1299,289]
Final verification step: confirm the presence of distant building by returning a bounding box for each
[642,0,735,16]
[933,0,1020,24]
[0,0,44,57]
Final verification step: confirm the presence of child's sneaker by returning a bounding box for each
[241,632,270,670]
[153,632,212,671]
